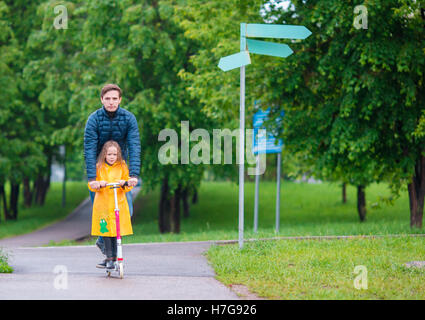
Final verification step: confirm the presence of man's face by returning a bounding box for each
[101,90,121,112]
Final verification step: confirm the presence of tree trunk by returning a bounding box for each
[0,183,13,221]
[192,188,198,204]
[342,183,347,204]
[23,177,34,208]
[62,153,67,208]
[159,178,171,233]
[407,155,425,228]
[10,182,20,220]
[34,172,51,206]
[172,184,181,234]
[0,183,4,222]
[182,187,190,218]
[34,174,46,205]
[357,185,366,222]
[34,152,52,206]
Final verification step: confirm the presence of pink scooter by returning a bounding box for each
[105,181,127,279]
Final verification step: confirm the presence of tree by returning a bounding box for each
[258,0,425,227]
[0,0,46,220]
[51,0,217,233]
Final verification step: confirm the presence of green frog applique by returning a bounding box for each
[100,219,109,233]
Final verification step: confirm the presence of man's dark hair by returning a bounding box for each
[101,84,122,98]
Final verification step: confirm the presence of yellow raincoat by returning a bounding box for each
[88,161,133,237]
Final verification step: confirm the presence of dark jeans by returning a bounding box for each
[103,236,117,259]
[89,189,133,252]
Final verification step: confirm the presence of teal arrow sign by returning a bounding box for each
[218,51,251,71]
[216,22,312,250]
[247,39,293,58]
[246,24,312,39]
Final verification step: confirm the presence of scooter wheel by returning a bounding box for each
[119,262,124,279]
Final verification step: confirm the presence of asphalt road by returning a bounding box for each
[0,241,239,300]
[0,187,239,300]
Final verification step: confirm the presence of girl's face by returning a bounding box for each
[106,146,118,165]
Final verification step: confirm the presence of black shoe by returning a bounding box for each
[96,259,107,269]
[106,259,116,270]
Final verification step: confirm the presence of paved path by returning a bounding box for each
[0,242,238,300]
[0,198,93,248]
[0,188,239,300]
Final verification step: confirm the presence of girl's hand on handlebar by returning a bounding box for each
[89,181,100,190]
[128,177,138,187]
[119,180,126,187]
[99,181,107,188]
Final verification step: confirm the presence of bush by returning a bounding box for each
[0,249,13,273]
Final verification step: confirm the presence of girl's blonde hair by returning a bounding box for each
[96,140,124,169]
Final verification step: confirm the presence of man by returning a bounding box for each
[84,84,141,267]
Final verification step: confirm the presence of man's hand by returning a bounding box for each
[128,177,138,187]
[89,181,101,190]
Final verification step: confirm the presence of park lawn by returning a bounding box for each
[52,180,422,246]
[15,179,424,246]
[206,236,425,300]
[124,180,423,244]
[127,181,425,300]
[0,181,88,240]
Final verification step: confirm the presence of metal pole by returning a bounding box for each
[239,64,245,249]
[275,152,281,233]
[239,23,246,249]
[254,154,260,233]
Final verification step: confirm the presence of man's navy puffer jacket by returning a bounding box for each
[84,106,141,181]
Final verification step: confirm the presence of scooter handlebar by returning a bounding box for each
[102,181,129,188]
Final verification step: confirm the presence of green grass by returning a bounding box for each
[123,180,422,244]
[125,180,424,299]
[0,249,13,273]
[0,181,88,240]
[3,179,420,245]
[206,236,425,299]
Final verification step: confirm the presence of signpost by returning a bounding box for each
[252,109,284,155]
[247,39,293,58]
[218,23,312,249]
[218,51,251,72]
[252,109,284,234]
[245,24,311,39]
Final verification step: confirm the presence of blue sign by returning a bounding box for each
[218,51,251,71]
[246,24,312,40]
[247,39,293,58]
[252,109,284,155]
[218,23,312,73]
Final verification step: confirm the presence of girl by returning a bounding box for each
[88,140,133,270]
